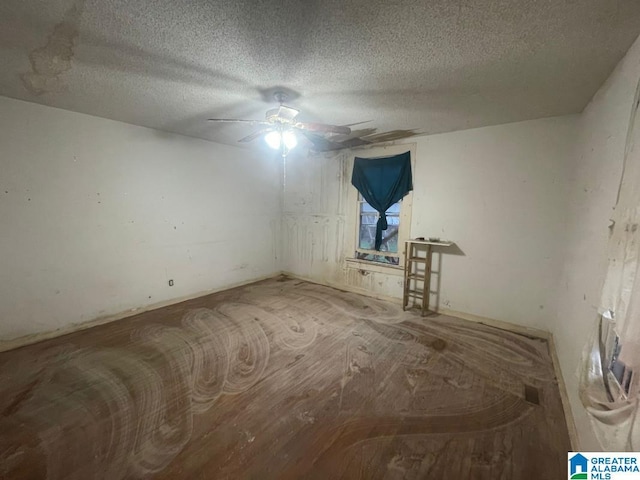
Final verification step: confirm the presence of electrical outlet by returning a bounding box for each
[168,279,174,286]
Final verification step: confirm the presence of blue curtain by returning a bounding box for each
[351,151,413,250]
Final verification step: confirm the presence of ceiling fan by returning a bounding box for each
[207,92,352,156]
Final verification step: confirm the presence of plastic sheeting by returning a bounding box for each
[601,205,640,368]
[580,312,639,450]
[579,77,640,451]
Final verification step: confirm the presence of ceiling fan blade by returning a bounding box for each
[238,129,273,143]
[360,129,420,143]
[207,118,271,126]
[295,122,351,135]
[337,137,373,148]
[330,127,378,142]
[343,120,373,127]
[301,131,344,152]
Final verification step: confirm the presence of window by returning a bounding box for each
[355,194,401,265]
[346,143,415,270]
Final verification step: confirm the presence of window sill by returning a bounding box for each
[345,258,405,276]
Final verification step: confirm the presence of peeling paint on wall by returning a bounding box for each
[21,0,86,95]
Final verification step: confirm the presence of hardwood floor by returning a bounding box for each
[0,276,571,479]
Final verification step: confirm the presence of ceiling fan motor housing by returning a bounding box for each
[265,105,300,124]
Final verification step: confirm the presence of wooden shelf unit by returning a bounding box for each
[402,239,453,316]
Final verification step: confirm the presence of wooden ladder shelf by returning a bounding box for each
[402,239,453,316]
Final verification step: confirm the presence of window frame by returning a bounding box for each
[355,194,402,263]
[345,143,416,272]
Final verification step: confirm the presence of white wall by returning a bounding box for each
[553,36,640,450]
[0,96,281,343]
[283,115,578,332]
[412,117,577,330]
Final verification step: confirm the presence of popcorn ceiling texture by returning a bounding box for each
[1,0,640,146]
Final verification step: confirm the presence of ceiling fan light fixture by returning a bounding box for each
[208,91,350,154]
[283,130,297,149]
[265,131,281,149]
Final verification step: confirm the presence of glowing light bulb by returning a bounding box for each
[265,131,281,149]
[282,130,297,149]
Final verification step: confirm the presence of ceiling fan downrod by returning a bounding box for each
[273,91,288,105]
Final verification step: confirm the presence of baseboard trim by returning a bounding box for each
[281,271,404,305]
[283,272,551,339]
[0,272,281,353]
[433,306,551,341]
[547,333,580,450]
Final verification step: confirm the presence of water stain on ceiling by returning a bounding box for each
[21,0,86,96]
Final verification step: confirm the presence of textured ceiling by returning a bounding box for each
[1,0,640,148]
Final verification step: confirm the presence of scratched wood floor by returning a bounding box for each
[0,276,571,479]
